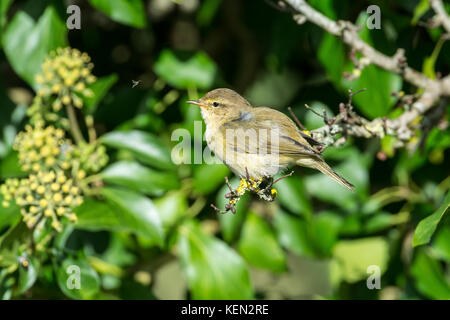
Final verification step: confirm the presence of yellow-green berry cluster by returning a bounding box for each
[34,47,95,111]
[225,177,263,206]
[74,142,109,173]
[14,121,73,172]
[0,170,82,231]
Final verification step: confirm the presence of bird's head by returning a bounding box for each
[187,88,252,126]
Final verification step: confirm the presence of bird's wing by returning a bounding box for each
[219,107,318,156]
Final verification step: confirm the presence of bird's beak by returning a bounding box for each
[187,100,208,108]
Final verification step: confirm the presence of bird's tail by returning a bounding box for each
[310,159,355,192]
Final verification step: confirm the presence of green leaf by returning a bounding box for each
[74,198,123,232]
[216,177,249,242]
[177,221,253,299]
[330,237,389,286]
[0,0,13,33]
[154,191,188,229]
[305,148,368,210]
[422,37,445,80]
[343,13,402,119]
[311,211,342,256]
[89,0,146,28]
[432,225,450,262]
[197,0,222,27]
[154,50,217,90]
[2,6,67,88]
[56,257,100,300]
[343,65,402,118]
[276,175,312,218]
[0,151,26,179]
[304,101,334,130]
[309,0,336,19]
[101,187,164,245]
[84,74,118,114]
[273,210,315,257]
[318,33,345,84]
[410,249,450,299]
[101,161,179,196]
[412,0,430,25]
[16,256,38,295]
[193,163,229,195]
[364,211,409,234]
[319,12,402,119]
[413,192,450,247]
[244,69,301,107]
[101,130,175,170]
[0,194,20,230]
[238,213,286,272]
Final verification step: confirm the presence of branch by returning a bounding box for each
[430,0,450,35]
[276,0,450,149]
[284,0,437,89]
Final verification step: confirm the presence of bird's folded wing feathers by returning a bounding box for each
[219,108,318,156]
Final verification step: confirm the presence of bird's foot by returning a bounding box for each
[256,171,294,202]
[212,175,263,214]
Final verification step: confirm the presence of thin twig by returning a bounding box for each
[304,103,325,119]
[271,171,294,187]
[66,105,85,144]
[288,107,307,130]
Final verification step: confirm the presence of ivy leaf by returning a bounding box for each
[56,257,100,300]
[305,148,368,210]
[0,0,14,33]
[16,256,39,295]
[74,198,123,232]
[101,161,180,196]
[318,33,345,85]
[238,213,286,272]
[88,0,147,28]
[0,194,20,230]
[411,0,430,25]
[413,192,450,247]
[273,210,315,257]
[154,191,188,229]
[343,65,402,118]
[276,175,312,218]
[2,6,67,88]
[330,237,389,287]
[410,249,450,299]
[177,221,253,299]
[101,187,164,245]
[101,130,175,170]
[154,50,217,90]
[193,163,229,195]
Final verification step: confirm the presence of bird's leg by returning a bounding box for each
[224,176,238,199]
[212,176,248,215]
[212,171,266,214]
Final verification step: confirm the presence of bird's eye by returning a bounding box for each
[212,102,219,108]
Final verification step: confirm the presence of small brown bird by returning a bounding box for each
[187,88,354,191]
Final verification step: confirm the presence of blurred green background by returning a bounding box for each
[0,0,449,300]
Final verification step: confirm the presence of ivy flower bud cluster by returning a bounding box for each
[0,47,109,233]
[74,142,109,173]
[1,170,82,231]
[31,47,95,120]
[13,121,73,172]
